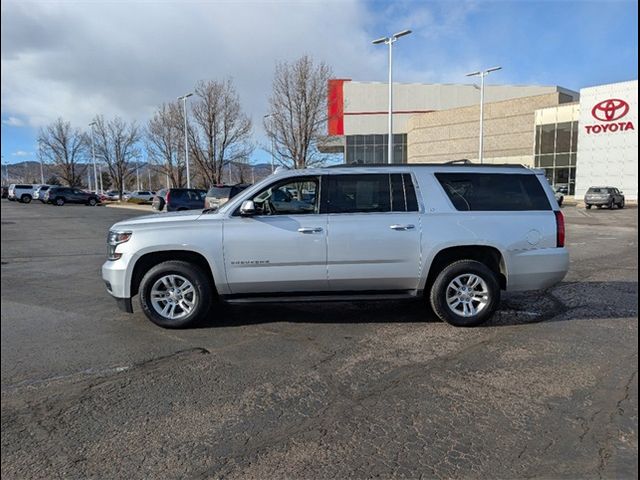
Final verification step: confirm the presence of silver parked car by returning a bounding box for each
[102,164,569,328]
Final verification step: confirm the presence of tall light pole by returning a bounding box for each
[37,139,45,184]
[466,66,502,164]
[88,121,99,192]
[372,29,412,164]
[263,114,275,172]
[178,92,193,187]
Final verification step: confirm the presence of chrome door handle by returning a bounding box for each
[390,224,415,231]
[298,227,323,234]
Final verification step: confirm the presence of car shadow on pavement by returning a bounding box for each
[197,280,638,329]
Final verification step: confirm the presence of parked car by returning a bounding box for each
[152,188,207,212]
[584,187,625,209]
[103,164,568,329]
[127,190,157,204]
[7,184,40,203]
[204,184,251,210]
[43,186,101,206]
[1,186,8,199]
[33,185,51,203]
[554,189,564,207]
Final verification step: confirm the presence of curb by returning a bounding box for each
[104,202,155,212]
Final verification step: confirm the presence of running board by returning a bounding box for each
[222,292,421,304]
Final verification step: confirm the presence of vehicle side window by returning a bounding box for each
[435,173,551,211]
[389,173,419,212]
[247,177,319,215]
[326,174,390,214]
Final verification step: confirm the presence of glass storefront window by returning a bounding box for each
[571,121,578,152]
[555,154,571,166]
[345,134,407,164]
[540,124,556,154]
[535,155,554,168]
[556,122,572,153]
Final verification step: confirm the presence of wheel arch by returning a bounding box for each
[130,249,218,299]
[421,245,507,293]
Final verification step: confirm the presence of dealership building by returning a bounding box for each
[320,79,638,200]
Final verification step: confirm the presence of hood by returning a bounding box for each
[110,210,224,231]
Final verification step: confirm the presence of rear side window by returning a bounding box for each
[435,173,551,211]
[16,184,32,189]
[326,174,391,213]
[207,187,232,199]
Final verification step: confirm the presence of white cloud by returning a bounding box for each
[12,150,31,156]
[1,0,389,134]
[2,116,25,127]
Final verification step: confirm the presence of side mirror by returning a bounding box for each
[240,200,256,216]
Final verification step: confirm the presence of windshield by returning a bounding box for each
[207,187,232,199]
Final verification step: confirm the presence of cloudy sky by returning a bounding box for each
[1,0,638,166]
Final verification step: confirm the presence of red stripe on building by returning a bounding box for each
[328,79,350,136]
[344,110,435,116]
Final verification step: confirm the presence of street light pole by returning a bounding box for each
[373,29,412,164]
[263,114,275,172]
[178,92,193,187]
[466,66,502,164]
[88,121,99,192]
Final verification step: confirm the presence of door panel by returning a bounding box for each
[223,215,328,293]
[324,173,422,291]
[223,175,327,294]
[327,213,421,291]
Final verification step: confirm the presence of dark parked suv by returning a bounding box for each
[152,188,207,212]
[204,184,251,210]
[584,187,625,209]
[44,187,101,206]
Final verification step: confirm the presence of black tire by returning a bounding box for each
[429,259,501,327]
[20,195,32,204]
[139,260,213,328]
[619,200,625,209]
[55,197,65,206]
[87,197,97,206]
[585,204,592,209]
[609,200,615,209]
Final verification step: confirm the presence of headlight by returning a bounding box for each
[107,231,132,260]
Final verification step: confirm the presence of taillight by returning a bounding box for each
[555,211,565,248]
[165,190,170,204]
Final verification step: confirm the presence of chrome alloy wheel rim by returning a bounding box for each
[150,274,197,320]
[446,274,490,317]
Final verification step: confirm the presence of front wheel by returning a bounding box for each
[139,260,213,328]
[586,204,592,209]
[88,198,97,206]
[429,260,501,327]
[55,197,65,206]
[619,200,625,209]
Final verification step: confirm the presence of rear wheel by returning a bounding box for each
[55,197,65,206]
[585,204,592,209]
[609,200,615,209]
[430,260,500,327]
[139,260,212,328]
[20,195,32,204]
[88,197,97,206]
[619,199,625,209]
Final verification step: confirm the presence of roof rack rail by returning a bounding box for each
[327,162,527,169]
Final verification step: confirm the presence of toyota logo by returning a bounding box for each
[591,99,630,122]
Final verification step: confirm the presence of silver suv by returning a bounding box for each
[102,165,569,328]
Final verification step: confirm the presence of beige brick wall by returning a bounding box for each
[407,93,568,164]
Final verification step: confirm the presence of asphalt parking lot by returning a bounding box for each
[1,200,637,479]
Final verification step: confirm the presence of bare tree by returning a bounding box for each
[264,55,332,169]
[92,116,141,199]
[146,102,185,188]
[37,118,87,186]
[189,79,253,185]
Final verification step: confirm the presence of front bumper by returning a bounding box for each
[102,258,133,313]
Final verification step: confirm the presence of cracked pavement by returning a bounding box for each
[1,201,637,479]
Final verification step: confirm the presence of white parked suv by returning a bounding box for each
[102,164,569,328]
[7,184,40,203]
